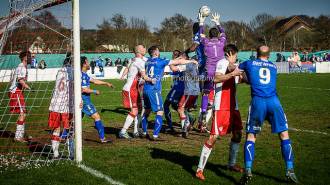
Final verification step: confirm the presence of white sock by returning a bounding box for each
[51,140,60,158]
[197,144,213,171]
[15,124,25,139]
[133,116,139,133]
[122,114,135,132]
[205,109,213,124]
[51,132,60,158]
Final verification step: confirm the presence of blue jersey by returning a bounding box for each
[144,57,170,92]
[239,59,277,98]
[96,59,103,67]
[171,71,184,92]
[81,72,92,103]
[193,32,206,67]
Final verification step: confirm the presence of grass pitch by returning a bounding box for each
[0,73,330,185]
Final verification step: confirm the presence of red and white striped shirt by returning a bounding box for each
[213,58,239,111]
[122,57,146,92]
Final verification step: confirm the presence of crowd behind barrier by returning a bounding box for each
[0,51,329,82]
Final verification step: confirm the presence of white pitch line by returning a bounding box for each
[289,127,328,136]
[78,164,125,185]
[282,86,330,91]
[241,121,328,136]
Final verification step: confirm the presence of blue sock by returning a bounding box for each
[281,139,294,170]
[201,95,208,113]
[244,141,255,170]
[94,120,105,139]
[164,104,172,128]
[60,129,68,139]
[141,115,148,133]
[153,115,163,136]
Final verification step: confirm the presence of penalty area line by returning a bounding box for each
[242,121,328,136]
[78,164,125,185]
[289,127,328,136]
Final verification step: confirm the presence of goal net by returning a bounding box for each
[0,0,81,171]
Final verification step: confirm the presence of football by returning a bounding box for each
[199,5,211,17]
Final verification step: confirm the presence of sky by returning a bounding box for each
[1,0,329,30]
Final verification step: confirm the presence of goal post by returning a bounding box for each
[72,0,82,163]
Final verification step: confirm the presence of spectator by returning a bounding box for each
[123,58,129,66]
[115,58,122,66]
[90,58,96,74]
[276,53,286,62]
[310,54,317,63]
[324,53,330,62]
[249,52,256,60]
[96,56,104,73]
[31,55,38,68]
[289,51,301,69]
[38,60,47,69]
[105,58,112,66]
[301,51,308,62]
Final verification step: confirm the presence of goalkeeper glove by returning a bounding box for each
[211,12,221,26]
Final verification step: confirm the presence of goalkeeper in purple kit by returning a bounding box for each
[198,12,227,125]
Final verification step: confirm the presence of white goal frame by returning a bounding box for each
[73,0,82,163]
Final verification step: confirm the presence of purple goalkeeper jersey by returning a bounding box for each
[200,25,226,77]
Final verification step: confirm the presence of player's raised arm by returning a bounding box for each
[211,12,226,42]
[169,64,187,73]
[198,13,206,41]
[168,57,198,66]
[90,78,114,88]
[185,23,202,55]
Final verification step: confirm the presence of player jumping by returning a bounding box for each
[198,12,227,127]
[8,51,32,142]
[238,45,298,184]
[81,56,114,143]
[196,44,244,181]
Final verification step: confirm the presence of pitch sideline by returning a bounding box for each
[78,164,125,185]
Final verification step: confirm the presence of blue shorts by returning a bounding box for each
[82,102,97,117]
[143,90,163,112]
[246,96,288,134]
[166,88,184,104]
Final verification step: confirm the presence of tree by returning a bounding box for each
[111,13,127,30]
[312,15,330,50]
[223,21,254,50]
[129,17,148,30]
[249,13,274,31]
[156,14,193,51]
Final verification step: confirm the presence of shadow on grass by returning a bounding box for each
[101,107,127,115]
[104,126,121,136]
[0,130,55,158]
[253,171,288,184]
[150,147,238,184]
[0,130,15,138]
